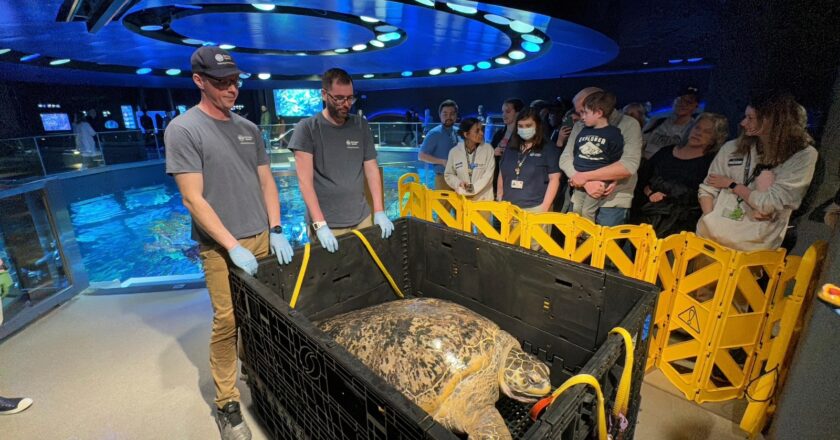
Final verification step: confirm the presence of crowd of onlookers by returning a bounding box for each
[419,85,832,253]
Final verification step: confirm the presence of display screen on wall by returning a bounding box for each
[40,113,71,131]
[273,89,322,117]
[121,105,137,129]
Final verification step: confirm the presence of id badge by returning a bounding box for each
[511,179,524,189]
[722,205,745,221]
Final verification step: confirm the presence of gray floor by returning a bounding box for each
[1,288,756,440]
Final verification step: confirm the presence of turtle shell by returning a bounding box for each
[318,298,514,413]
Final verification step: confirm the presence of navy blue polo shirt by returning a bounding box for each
[499,140,561,208]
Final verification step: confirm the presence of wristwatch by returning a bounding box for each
[270,225,283,234]
[312,221,327,231]
[728,181,738,189]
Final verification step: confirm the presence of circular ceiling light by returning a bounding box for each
[687,57,703,63]
[334,48,349,53]
[252,4,276,11]
[461,64,475,72]
[509,20,535,33]
[219,44,236,50]
[484,14,510,25]
[429,68,442,75]
[668,59,684,64]
[360,16,379,23]
[401,71,413,77]
[50,58,71,65]
[0,48,10,55]
[444,67,458,73]
[165,68,181,75]
[415,0,435,6]
[508,50,525,60]
[182,38,204,45]
[352,44,367,51]
[375,25,398,32]
[521,41,541,53]
[140,25,163,31]
[477,61,492,69]
[257,73,271,80]
[494,57,510,65]
[295,52,307,56]
[522,34,544,44]
[239,72,251,79]
[136,67,152,75]
[447,3,477,14]
[20,53,40,62]
[369,40,385,48]
[363,74,375,78]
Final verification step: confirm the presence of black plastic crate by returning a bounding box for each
[231,217,658,440]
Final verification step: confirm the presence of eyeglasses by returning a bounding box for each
[325,91,357,105]
[201,73,243,89]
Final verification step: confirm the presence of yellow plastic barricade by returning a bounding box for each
[463,200,512,241]
[424,189,464,229]
[695,248,785,402]
[599,224,657,280]
[740,242,827,437]
[520,212,579,259]
[644,232,689,371]
[397,173,426,218]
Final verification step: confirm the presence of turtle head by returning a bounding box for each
[498,346,552,403]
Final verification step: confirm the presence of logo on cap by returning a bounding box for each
[215,54,224,62]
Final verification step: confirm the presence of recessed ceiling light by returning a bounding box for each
[521,42,541,53]
[20,53,40,62]
[296,52,307,56]
[668,59,684,64]
[352,44,367,51]
[509,20,535,33]
[257,73,271,80]
[334,48,349,53]
[642,61,649,65]
[429,68,442,75]
[521,34,544,44]
[360,16,379,23]
[401,71,413,77]
[182,38,204,45]
[201,41,216,47]
[376,32,401,42]
[687,57,703,63]
[447,3,477,14]
[375,25,398,33]
[363,74,375,78]
[495,57,510,65]
[415,0,435,6]
[219,44,236,50]
[484,14,510,25]
[444,67,457,73]
[140,25,163,31]
[136,67,152,75]
[50,58,71,65]
[166,68,181,75]
[0,48,10,55]
[239,73,251,79]
[252,4,276,11]
[461,64,475,72]
[369,40,385,48]
[477,61,491,69]
[508,50,525,60]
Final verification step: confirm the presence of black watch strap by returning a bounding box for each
[270,225,283,234]
[729,181,738,189]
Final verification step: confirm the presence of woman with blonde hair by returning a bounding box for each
[696,92,817,251]
[632,112,729,237]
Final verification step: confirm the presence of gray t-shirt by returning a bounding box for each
[288,112,377,227]
[164,106,270,245]
[643,116,693,159]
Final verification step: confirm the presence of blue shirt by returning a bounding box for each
[499,140,561,208]
[420,124,458,174]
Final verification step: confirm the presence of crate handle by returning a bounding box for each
[289,243,312,309]
[529,373,607,440]
[609,327,634,418]
[351,230,404,299]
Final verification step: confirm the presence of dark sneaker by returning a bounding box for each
[0,396,33,415]
[216,401,251,440]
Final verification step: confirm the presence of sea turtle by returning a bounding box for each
[317,298,552,440]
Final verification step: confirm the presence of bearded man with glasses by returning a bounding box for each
[164,46,294,440]
[288,67,393,253]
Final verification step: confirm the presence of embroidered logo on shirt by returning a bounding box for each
[346,139,360,149]
[237,134,255,144]
[454,162,463,169]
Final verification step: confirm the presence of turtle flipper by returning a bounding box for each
[464,407,512,440]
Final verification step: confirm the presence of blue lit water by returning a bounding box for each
[69,155,432,283]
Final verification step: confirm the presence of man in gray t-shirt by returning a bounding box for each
[164,46,293,440]
[642,86,700,159]
[288,68,393,253]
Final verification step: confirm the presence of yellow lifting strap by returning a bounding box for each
[350,230,404,299]
[609,327,634,418]
[289,243,311,309]
[547,374,608,440]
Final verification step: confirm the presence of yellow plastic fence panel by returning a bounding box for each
[658,234,735,401]
[397,173,426,218]
[567,214,604,267]
[505,204,525,246]
[424,189,464,229]
[645,233,689,372]
[463,200,514,241]
[695,248,786,403]
[740,242,827,437]
[600,224,657,280]
[520,212,578,259]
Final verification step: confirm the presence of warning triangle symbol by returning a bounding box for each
[678,306,701,334]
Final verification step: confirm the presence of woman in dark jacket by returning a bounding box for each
[632,112,729,237]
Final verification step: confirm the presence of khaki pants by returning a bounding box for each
[200,230,269,409]
[310,215,374,242]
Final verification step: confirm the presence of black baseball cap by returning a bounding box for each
[678,85,701,101]
[190,46,241,77]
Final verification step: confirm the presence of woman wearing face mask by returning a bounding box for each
[497,108,561,249]
[696,92,817,251]
[444,118,495,201]
[491,98,525,198]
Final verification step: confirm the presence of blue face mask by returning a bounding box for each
[517,127,536,140]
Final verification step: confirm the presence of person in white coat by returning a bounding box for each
[444,117,495,201]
